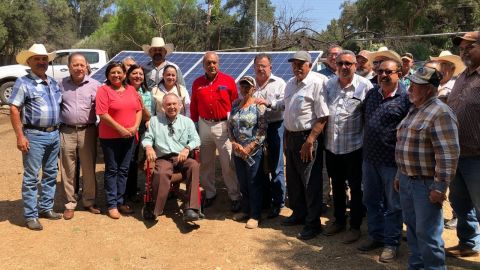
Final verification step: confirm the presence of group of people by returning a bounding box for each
[7,31,480,270]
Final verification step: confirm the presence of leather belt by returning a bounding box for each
[24,124,59,132]
[60,123,95,130]
[202,117,227,123]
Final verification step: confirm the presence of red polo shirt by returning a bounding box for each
[190,71,238,122]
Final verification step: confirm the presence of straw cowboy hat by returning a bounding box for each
[367,46,402,63]
[16,44,56,66]
[429,50,466,77]
[142,37,174,57]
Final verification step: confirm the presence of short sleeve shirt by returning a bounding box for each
[283,71,329,132]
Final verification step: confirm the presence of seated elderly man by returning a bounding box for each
[142,93,201,222]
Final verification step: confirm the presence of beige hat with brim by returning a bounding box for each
[367,46,402,63]
[16,44,56,66]
[142,37,174,57]
[429,50,466,77]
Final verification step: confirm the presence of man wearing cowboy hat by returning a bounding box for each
[8,44,63,230]
[367,47,403,87]
[143,37,185,88]
[427,51,466,102]
[445,31,480,258]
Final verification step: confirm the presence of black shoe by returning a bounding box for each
[183,209,200,222]
[25,218,43,231]
[357,239,385,252]
[204,195,217,208]
[267,206,281,219]
[39,210,62,220]
[230,199,241,213]
[321,203,329,215]
[297,225,321,240]
[281,215,305,226]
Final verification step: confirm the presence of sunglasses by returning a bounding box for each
[336,61,355,67]
[168,123,175,136]
[377,69,398,75]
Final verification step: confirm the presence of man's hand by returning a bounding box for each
[393,179,400,192]
[146,146,157,162]
[177,148,189,163]
[17,136,29,153]
[429,190,446,204]
[300,139,314,163]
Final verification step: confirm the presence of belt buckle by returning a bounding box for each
[45,126,54,132]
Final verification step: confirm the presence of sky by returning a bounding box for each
[269,0,345,32]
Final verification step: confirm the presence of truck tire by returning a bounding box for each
[0,81,15,104]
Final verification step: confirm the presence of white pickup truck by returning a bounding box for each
[0,49,108,104]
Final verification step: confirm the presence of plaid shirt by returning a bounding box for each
[325,74,373,154]
[395,97,460,192]
[8,72,62,127]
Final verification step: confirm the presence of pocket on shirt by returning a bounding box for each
[408,122,428,140]
[345,98,362,113]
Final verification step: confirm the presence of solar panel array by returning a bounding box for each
[91,51,323,93]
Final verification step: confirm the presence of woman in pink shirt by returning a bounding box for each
[96,62,142,219]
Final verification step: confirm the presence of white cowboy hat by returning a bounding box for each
[142,37,174,57]
[367,46,402,64]
[429,50,466,77]
[16,44,56,66]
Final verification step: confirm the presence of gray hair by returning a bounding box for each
[122,56,136,63]
[337,50,356,59]
[162,92,182,106]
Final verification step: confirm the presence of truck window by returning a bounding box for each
[81,52,99,65]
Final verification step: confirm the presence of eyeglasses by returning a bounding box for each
[336,61,355,67]
[168,123,174,136]
[377,69,398,75]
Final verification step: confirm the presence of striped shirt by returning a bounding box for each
[325,74,373,154]
[447,66,480,157]
[395,97,460,192]
[8,72,62,127]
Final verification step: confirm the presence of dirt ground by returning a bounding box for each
[0,110,478,270]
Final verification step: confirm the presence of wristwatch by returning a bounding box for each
[184,145,191,151]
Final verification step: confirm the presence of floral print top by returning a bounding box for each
[228,99,267,157]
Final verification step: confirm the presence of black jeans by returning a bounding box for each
[325,148,364,229]
[285,130,324,229]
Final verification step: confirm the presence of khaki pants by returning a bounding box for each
[152,156,200,216]
[60,125,97,210]
[199,118,240,200]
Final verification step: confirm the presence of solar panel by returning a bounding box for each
[91,51,323,93]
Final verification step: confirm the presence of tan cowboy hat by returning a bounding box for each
[142,37,174,57]
[16,44,56,66]
[367,46,401,63]
[429,50,466,77]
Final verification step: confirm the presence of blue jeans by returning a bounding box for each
[100,138,135,209]
[399,173,446,270]
[234,150,263,220]
[362,161,402,247]
[22,129,60,220]
[266,121,285,208]
[449,156,480,250]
